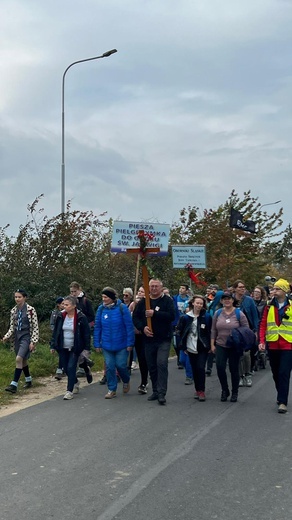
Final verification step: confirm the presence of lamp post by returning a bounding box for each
[61,49,117,214]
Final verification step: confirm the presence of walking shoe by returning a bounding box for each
[105,390,116,399]
[198,392,206,401]
[99,375,107,385]
[131,361,139,370]
[147,392,158,401]
[245,375,252,387]
[278,403,287,414]
[230,393,238,402]
[86,369,93,384]
[86,358,95,368]
[205,369,212,376]
[73,382,80,394]
[138,385,147,394]
[123,382,130,394]
[63,391,74,400]
[177,363,184,370]
[5,384,17,394]
[239,376,246,387]
[158,394,166,405]
[194,391,200,399]
[55,368,64,380]
[221,390,230,402]
[76,368,86,377]
[185,377,194,385]
[23,381,32,389]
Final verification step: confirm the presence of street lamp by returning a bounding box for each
[61,49,117,214]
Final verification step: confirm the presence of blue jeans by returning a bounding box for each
[179,350,193,379]
[59,350,78,392]
[103,349,130,391]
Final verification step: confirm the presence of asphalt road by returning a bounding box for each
[0,360,291,520]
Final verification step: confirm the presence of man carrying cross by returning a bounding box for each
[133,279,175,405]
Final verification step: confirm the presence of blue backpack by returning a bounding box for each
[216,308,241,322]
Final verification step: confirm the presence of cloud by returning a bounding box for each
[0,0,291,236]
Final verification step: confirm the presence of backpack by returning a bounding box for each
[216,308,241,322]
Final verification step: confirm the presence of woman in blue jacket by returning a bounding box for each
[94,287,135,399]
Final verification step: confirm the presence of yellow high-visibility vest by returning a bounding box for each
[266,302,292,343]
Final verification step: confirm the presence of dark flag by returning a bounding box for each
[229,208,256,234]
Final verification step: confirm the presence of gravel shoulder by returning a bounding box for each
[0,371,102,418]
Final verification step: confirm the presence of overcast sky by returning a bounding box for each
[1,0,291,237]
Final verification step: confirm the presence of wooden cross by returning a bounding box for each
[126,243,160,332]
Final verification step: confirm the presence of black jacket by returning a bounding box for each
[132,294,175,341]
[50,309,91,356]
[176,310,212,352]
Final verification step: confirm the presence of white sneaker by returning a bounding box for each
[131,361,139,370]
[73,382,80,394]
[239,376,246,387]
[63,391,74,400]
[245,375,252,387]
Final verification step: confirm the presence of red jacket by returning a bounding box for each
[259,302,292,350]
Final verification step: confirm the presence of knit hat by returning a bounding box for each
[274,278,290,294]
[102,288,117,301]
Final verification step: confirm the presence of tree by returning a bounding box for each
[170,190,283,290]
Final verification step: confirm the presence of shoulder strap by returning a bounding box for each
[216,307,240,322]
[119,303,124,315]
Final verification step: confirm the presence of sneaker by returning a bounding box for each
[245,375,252,387]
[5,384,17,394]
[177,363,184,370]
[55,368,64,380]
[147,392,158,401]
[194,391,200,399]
[239,376,246,387]
[76,368,86,377]
[86,369,93,384]
[198,391,206,401]
[86,358,95,368]
[63,391,74,400]
[73,382,80,394]
[185,377,194,385]
[105,390,116,399]
[278,403,287,414]
[221,390,230,402]
[138,385,147,394]
[99,375,107,385]
[205,369,212,376]
[123,382,130,394]
[131,361,139,370]
[230,393,238,402]
[23,381,32,389]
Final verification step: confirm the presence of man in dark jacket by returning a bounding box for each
[133,279,175,405]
